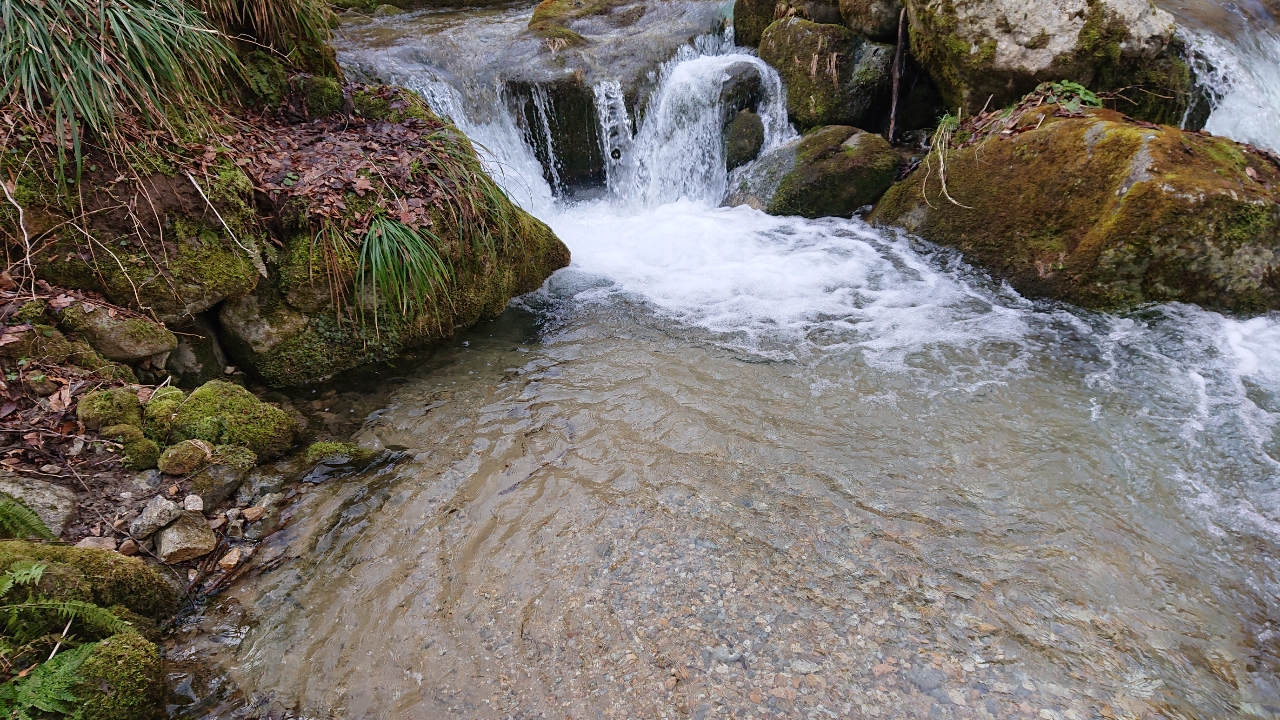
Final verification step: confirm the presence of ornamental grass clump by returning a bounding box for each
[189,0,335,70]
[0,0,234,177]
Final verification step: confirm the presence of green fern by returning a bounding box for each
[0,561,45,597]
[0,494,53,540]
[0,641,94,719]
[0,600,128,639]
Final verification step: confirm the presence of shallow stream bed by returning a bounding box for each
[169,2,1280,717]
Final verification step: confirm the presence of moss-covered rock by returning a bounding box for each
[871,106,1280,314]
[758,18,894,130]
[840,0,901,42]
[303,75,346,117]
[167,380,296,458]
[0,323,75,365]
[733,0,778,48]
[56,304,177,363]
[306,440,375,464]
[157,438,213,476]
[76,388,142,431]
[101,424,160,471]
[528,0,633,42]
[902,0,1198,125]
[72,631,164,720]
[772,126,900,217]
[352,85,438,123]
[725,110,766,171]
[0,542,179,618]
[143,385,186,442]
[34,163,263,324]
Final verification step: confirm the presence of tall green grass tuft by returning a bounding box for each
[191,0,334,68]
[0,0,235,177]
[357,215,453,332]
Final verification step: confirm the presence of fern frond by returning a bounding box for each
[0,494,53,540]
[0,641,94,716]
[0,600,127,638]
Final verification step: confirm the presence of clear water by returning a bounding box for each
[173,4,1280,718]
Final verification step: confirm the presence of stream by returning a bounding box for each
[171,2,1280,718]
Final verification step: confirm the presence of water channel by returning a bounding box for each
[171,2,1280,717]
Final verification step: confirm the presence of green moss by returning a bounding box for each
[143,386,186,442]
[758,18,893,129]
[0,542,178,619]
[169,380,296,459]
[528,0,627,38]
[0,558,94,641]
[725,110,765,171]
[13,300,47,323]
[213,444,258,470]
[771,126,900,218]
[76,388,142,431]
[0,323,76,366]
[352,86,439,123]
[72,631,164,720]
[304,75,345,117]
[872,108,1280,313]
[306,440,374,464]
[157,438,212,475]
[101,424,160,471]
[241,49,289,108]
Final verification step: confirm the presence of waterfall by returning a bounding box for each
[597,45,796,207]
[593,80,634,199]
[1180,22,1280,153]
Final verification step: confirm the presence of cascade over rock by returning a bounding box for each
[871,106,1280,315]
[904,0,1198,125]
[757,17,894,129]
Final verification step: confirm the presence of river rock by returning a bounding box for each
[157,439,213,476]
[55,304,177,363]
[775,126,899,217]
[728,126,899,217]
[724,137,800,211]
[75,536,117,551]
[191,462,250,510]
[758,18,894,129]
[0,473,79,535]
[871,106,1280,314]
[840,0,901,42]
[129,495,183,539]
[903,0,1197,124]
[725,110,767,170]
[156,512,217,564]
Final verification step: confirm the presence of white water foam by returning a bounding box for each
[1184,28,1280,152]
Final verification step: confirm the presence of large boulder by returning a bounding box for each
[841,0,901,42]
[727,126,900,217]
[871,106,1280,314]
[758,18,894,130]
[903,0,1196,125]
